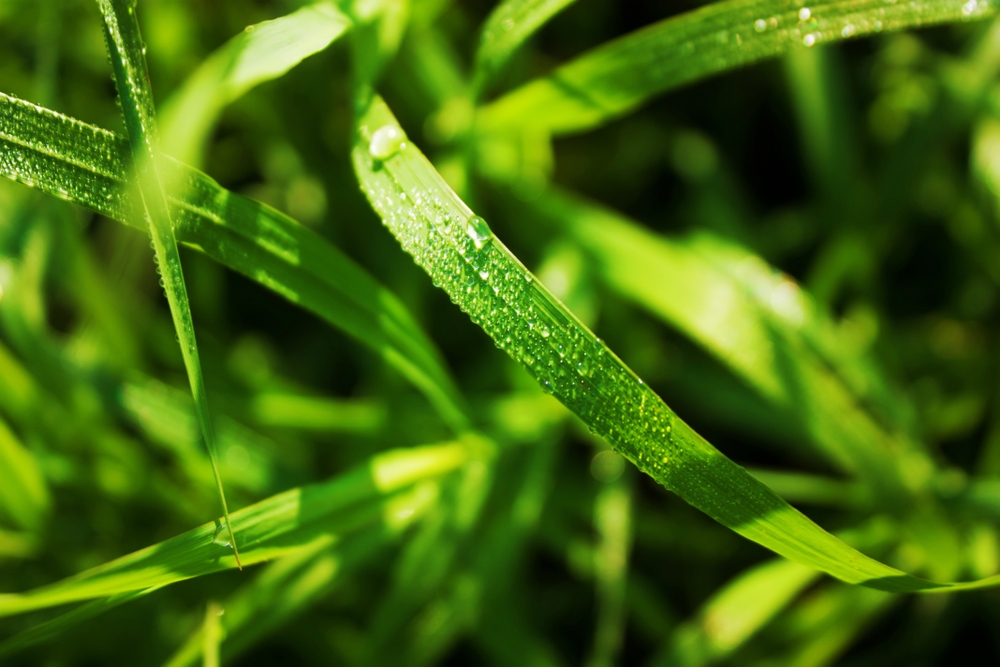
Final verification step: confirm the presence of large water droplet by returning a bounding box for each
[213,521,234,548]
[369,125,407,161]
[798,7,811,20]
[465,215,492,249]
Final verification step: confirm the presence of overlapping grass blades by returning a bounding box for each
[0,441,467,621]
[478,0,997,135]
[97,0,241,565]
[350,94,1000,592]
[0,92,468,430]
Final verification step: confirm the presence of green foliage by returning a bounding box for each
[2,0,1000,663]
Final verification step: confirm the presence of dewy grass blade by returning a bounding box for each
[96,0,242,567]
[351,94,1000,592]
[0,92,469,430]
[477,0,997,136]
[0,442,467,619]
[159,1,351,168]
[472,0,578,97]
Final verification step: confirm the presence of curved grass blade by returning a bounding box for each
[97,0,242,567]
[523,189,920,503]
[0,92,469,430]
[350,95,1000,592]
[159,1,351,168]
[472,0,578,97]
[477,0,997,136]
[0,441,467,619]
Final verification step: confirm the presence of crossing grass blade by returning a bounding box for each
[350,94,1000,592]
[0,92,469,430]
[472,0,578,97]
[0,441,467,620]
[97,0,242,567]
[477,0,997,136]
[159,1,351,168]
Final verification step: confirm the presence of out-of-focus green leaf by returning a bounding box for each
[0,415,49,531]
[160,2,352,168]
[472,0,578,96]
[478,0,996,136]
[0,441,468,617]
[0,92,469,431]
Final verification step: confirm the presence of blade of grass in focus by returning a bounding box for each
[0,441,467,619]
[0,92,469,430]
[477,0,996,136]
[97,0,242,565]
[159,1,351,169]
[350,94,1000,592]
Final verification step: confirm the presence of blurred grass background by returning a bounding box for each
[3,0,1000,664]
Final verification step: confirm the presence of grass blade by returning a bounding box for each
[0,92,469,430]
[159,1,351,168]
[350,94,1000,592]
[477,0,996,136]
[472,0,578,96]
[523,188,919,503]
[97,0,242,565]
[0,441,466,618]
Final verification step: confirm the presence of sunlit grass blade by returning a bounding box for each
[652,559,818,667]
[522,188,920,502]
[472,0,578,96]
[202,601,223,667]
[350,94,1000,592]
[97,0,242,565]
[159,1,351,168]
[477,0,996,136]
[0,415,49,531]
[163,531,384,667]
[0,441,466,618]
[0,92,469,430]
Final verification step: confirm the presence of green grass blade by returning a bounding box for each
[159,2,351,168]
[97,0,242,565]
[0,441,467,618]
[202,601,223,667]
[652,559,818,667]
[477,0,996,136]
[523,189,920,502]
[350,95,1000,592]
[472,0,578,96]
[0,415,49,531]
[0,92,469,430]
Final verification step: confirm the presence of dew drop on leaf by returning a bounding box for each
[369,125,407,160]
[465,215,492,249]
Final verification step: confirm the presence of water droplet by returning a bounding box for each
[963,0,979,15]
[754,19,767,32]
[501,18,515,31]
[841,24,856,37]
[803,33,817,46]
[798,7,811,20]
[245,24,256,33]
[369,125,407,161]
[465,215,492,249]
[213,521,233,548]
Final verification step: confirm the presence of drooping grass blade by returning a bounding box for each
[350,94,1000,592]
[478,0,996,136]
[159,1,351,168]
[0,92,469,430]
